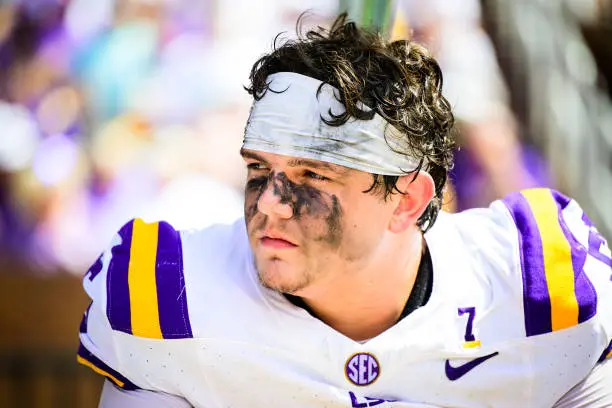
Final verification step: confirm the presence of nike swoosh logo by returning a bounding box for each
[445,352,499,381]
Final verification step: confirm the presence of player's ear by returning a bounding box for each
[388,171,435,233]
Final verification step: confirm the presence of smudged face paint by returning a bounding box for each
[242,149,396,296]
[246,171,343,248]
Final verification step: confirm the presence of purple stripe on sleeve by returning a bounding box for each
[581,211,595,228]
[86,255,104,282]
[77,342,140,390]
[553,200,597,323]
[155,222,192,339]
[503,192,552,337]
[550,190,571,210]
[588,227,605,251]
[587,229,612,268]
[79,303,92,334]
[598,340,612,363]
[565,193,611,267]
[107,220,134,334]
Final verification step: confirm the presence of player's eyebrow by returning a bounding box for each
[240,148,268,163]
[240,148,348,175]
[286,158,348,175]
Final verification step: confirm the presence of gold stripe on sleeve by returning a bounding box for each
[128,219,163,339]
[76,355,126,388]
[522,189,579,331]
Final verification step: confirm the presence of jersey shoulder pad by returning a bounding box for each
[78,218,195,391]
[87,218,193,340]
[500,188,612,337]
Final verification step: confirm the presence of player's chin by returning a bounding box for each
[256,259,305,294]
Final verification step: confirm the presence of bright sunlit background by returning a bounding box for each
[0,0,610,406]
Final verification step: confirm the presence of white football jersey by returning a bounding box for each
[78,188,612,408]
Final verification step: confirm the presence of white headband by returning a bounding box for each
[242,72,423,176]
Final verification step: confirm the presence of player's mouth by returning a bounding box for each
[259,232,298,249]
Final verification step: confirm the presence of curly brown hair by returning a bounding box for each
[245,13,455,231]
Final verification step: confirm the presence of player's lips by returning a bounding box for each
[258,231,298,249]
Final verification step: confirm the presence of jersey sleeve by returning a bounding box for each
[77,218,194,391]
[99,380,193,408]
[553,358,612,408]
[499,188,612,348]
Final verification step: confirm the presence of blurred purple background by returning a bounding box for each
[0,1,611,406]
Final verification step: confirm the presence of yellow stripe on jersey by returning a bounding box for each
[77,355,125,388]
[128,219,163,339]
[463,340,482,349]
[522,189,579,331]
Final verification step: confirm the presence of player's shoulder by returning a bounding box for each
[500,188,611,336]
[449,188,612,335]
[78,217,249,392]
[83,217,246,341]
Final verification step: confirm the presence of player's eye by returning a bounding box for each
[304,170,329,182]
[247,162,268,171]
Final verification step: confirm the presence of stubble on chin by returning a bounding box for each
[255,257,313,295]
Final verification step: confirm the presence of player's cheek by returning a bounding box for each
[244,177,267,223]
[244,196,258,224]
[302,195,344,249]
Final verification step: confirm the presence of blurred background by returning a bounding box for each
[0,0,610,406]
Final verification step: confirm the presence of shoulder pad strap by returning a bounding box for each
[107,218,193,339]
[502,188,597,336]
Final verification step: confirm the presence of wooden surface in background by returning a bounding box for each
[0,255,103,407]
[0,269,89,350]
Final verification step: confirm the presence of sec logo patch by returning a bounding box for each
[345,352,380,386]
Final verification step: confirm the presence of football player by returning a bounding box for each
[78,13,612,407]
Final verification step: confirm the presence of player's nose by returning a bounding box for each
[257,181,293,220]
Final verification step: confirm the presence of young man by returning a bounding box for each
[78,14,612,407]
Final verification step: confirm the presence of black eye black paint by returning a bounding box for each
[244,171,343,247]
[245,176,267,223]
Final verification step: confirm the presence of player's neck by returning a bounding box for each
[300,232,424,342]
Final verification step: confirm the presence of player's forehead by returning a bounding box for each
[240,148,351,176]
